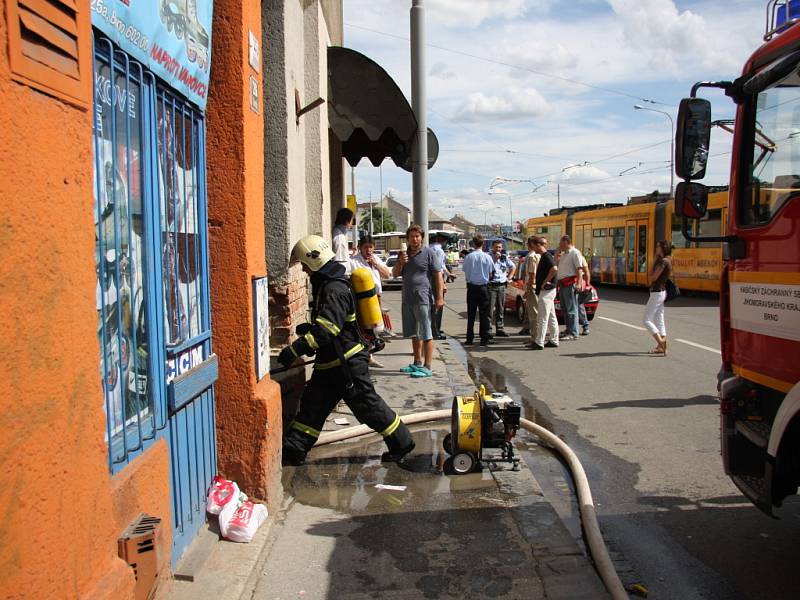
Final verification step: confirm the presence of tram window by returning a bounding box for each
[612,227,625,257]
[671,214,692,248]
[551,225,562,240]
[592,229,610,256]
[696,209,722,248]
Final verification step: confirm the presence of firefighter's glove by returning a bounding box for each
[295,322,312,336]
[278,345,300,368]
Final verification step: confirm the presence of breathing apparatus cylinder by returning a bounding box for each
[351,267,384,334]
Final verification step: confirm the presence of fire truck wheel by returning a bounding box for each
[452,452,475,474]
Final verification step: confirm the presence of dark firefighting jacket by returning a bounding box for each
[286,260,365,369]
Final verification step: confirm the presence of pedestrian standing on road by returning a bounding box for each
[488,239,516,337]
[446,248,459,282]
[531,237,559,350]
[350,235,392,367]
[430,233,450,340]
[392,225,444,377]
[644,240,673,355]
[462,234,494,346]
[577,251,591,336]
[332,207,355,276]
[556,235,586,340]
[278,235,415,466]
[521,236,540,342]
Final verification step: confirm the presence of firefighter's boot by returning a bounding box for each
[381,421,415,463]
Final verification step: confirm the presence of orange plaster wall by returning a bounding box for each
[109,440,173,591]
[0,4,135,599]
[207,0,283,509]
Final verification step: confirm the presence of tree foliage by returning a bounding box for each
[359,206,396,233]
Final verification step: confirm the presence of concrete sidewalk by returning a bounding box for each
[162,333,610,600]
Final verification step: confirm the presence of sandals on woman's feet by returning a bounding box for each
[649,346,665,355]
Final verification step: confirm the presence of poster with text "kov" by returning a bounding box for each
[91,0,214,110]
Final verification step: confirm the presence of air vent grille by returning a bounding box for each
[6,0,90,107]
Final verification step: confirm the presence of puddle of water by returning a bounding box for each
[287,425,498,515]
[447,337,587,550]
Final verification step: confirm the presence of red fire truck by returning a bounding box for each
[674,0,800,516]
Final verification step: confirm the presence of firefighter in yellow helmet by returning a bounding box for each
[278,234,415,466]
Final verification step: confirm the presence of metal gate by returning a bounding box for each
[92,36,217,564]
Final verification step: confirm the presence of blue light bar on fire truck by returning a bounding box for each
[766,0,800,40]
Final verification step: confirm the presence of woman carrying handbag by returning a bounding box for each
[643,240,673,355]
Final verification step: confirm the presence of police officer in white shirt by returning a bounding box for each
[488,239,516,337]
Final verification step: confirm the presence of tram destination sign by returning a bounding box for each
[91,0,214,110]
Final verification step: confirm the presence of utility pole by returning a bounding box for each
[369,191,373,236]
[411,0,428,243]
[379,164,384,233]
[557,184,561,210]
[350,166,357,248]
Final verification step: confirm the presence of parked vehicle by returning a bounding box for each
[673,0,800,515]
[381,254,403,289]
[504,254,600,324]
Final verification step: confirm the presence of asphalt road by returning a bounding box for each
[381,277,800,600]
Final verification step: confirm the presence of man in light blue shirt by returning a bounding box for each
[488,239,516,336]
[461,235,494,345]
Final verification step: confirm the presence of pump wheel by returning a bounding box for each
[452,452,476,474]
[443,433,453,455]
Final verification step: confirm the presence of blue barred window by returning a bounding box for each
[92,35,211,471]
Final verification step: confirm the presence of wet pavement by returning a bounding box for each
[247,327,610,600]
[164,297,612,600]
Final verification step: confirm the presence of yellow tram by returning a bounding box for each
[524,190,727,293]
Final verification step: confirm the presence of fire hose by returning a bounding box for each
[315,410,628,600]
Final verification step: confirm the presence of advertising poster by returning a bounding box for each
[91,0,214,109]
[93,65,153,444]
[253,277,270,380]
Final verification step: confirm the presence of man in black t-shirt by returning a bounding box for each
[531,237,559,350]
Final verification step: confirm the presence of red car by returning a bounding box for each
[504,253,600,325]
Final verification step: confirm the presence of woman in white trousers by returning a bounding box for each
[643,240,673,355]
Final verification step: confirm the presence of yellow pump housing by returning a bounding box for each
[351,267,384,333]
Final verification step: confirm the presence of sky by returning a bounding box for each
[341,0,765,228]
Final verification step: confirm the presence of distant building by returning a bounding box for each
[357,196,411,231]
[451,213,477,234]
[428,209,458,232]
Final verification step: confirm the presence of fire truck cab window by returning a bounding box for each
[742,70,800,226]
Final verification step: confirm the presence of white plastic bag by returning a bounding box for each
[222,500,268,543]
[206,475,240,515]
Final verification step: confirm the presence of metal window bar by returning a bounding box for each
[155,87,210,348]
[93,35,161,471]
[142,69,170,432]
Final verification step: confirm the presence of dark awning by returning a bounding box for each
[327,46,438,172]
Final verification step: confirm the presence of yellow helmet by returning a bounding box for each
[291,235,336,272]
